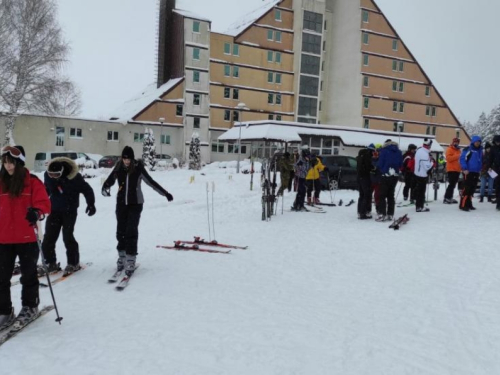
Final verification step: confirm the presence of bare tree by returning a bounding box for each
[0,0,80,145]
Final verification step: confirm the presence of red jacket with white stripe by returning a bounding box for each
[0,170,51,244]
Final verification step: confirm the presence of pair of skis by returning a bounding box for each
[108,264,140,290]
[0,306,55,347]
[157,237,248,254]
[388,214,410,230]
[315,199,355,207]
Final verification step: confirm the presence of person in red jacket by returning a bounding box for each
[0,145,51,330]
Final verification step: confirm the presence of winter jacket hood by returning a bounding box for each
[47,157,79,180]
[377,141,403,175]
[460,141,483,173]
[306,158,325,180]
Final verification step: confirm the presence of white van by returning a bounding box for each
[34,151,78,172]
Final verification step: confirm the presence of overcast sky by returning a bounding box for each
[57,0,500,123]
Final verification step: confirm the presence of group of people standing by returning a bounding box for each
[0,145,172,330]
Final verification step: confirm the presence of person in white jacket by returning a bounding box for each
[413,139,435,212]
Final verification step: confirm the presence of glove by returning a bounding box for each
[26,208,40,226]
[166,192,174,202]
[85,205,96,216]
[102,187,110,197]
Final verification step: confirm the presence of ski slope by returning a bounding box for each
[2,164,500,375]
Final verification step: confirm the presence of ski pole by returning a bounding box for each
[206,182,211,241]
[34,223,63,325]
[211,182,216,241]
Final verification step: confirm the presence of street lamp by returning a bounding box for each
[236,102,247,173]
[397,121,404,146]
[159,117,165,158]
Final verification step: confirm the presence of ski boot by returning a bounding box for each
[12,306,39,329]
[117,250,126,272]
[125,255,137,276]
[63,264,81,277]
[0,307,15,331]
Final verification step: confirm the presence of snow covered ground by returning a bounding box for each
[2,164,500,375]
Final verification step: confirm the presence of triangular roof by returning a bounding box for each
[109,77,184,123]
[223,0,282,37]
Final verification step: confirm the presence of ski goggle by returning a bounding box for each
[47,167,64,179]
[1,146,25,163]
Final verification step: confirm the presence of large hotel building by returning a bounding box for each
[109,0,467,162]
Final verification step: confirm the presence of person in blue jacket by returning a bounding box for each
[459,135,483,211]
[376,139,403,221]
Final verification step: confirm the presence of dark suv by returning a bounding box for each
[319,155,358,190]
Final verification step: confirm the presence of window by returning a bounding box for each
[393,122,404,132]
[193,70,200,83]
[392,81,397,91]
[224,87,230,98]
[431,107,437,117]
[193,117,200,129]
[364,119,370,129]
[392,60,397,71]
[267,51,273,62]
[425,86,431,96]
[224,42,231,54]
[298,96,318,117]
[362,10,369,23]
[298,117,316,124]
[320,81,323,91]
[267,29,273,40]
[193,48,200,60]
[392,39,398,51]
[303,11,323,33]
[134,133,144,143]
[301,54,320,75]
[70,128,82,138]
[324,20,327,30]
[233,111,239,122]
[364,97,369,109]
[319,101,322,111]
[456,130,460,138]
[323,41,326,51]
[268,72,274,83]
[363,54,369,66]
[56,127,65,146]
[426,106,430,116]
[362,32,369,45]
[276,115,282,121]
[233,89,239,100]
[224,65,230,76]
[193,94,200,106]
[300,75,319,96]
[399,102,404,113]
[268,94,274,104]
[212,141,224,153]
[176,104,183,116]
[224,110,230,121]
[302,33,321,54]
[322,61,325,71]
[398,82,404,92]
[107,131,118,142]
[275,9,282,21]
[268,114,274,120]
[432,126,437,135]
[161,135,170,145]
[276,94,282,105]
[233,44,239,56]
[275,31,282,43]
[399,61,404,72]
[193,21,200,33]
[232,66,239,78]
[275,73,282,84]
[426,126,431,135]
[275,52,281,63]
[363,76,369,87]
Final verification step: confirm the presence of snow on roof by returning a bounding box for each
[173,9,211,22]
[218,121,445,152]
[109,78,184,123]
[223,0,281,37]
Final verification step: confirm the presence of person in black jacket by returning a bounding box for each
[102,146,173,276]
[42,157,96,276]
[487,135,500,210]
[356,144,375,219]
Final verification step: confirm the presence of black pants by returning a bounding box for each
[496,176,500,209]
[305,179,321,199]
[379,176,398,216]
[403,173,416,200]
[287,171,295,192]
[460,172,479,209]
[445,171,460,200]
[357,176,372,215]
[414,175,429,209]
[0,243,39,314]
[116,203,143,256]
[42,211,79,265]
[293,178,306,209]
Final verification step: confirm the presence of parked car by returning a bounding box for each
[319,155,358,190]
[76,152,98,169]
[98,155,121,168]
[155,153,173,162]
[34,151,78,172]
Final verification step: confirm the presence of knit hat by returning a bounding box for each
[423,138,433,148]
[408,144,417,151]
[121,146,135,160]
[368,143,376,150]
[452,137,460,144]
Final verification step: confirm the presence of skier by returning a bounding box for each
[41,157,96,276]
[277,151,293,196]
[443,137,461,204]
[479,142,494,203]
[291,147,310,211]
[414,139,435,212]
[0,146,51,328]
[401,144,417,203]
[305,154,325,205]
[102,146,173,276]
[356,144,375,219]
[487,135,500,210]
[292,148,299,192]
[370,144,382,215]
[459,136,483,211]
[376,139,403,221]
